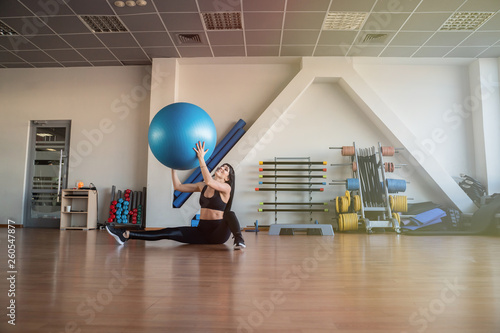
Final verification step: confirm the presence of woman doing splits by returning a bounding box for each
[106,141,246,250]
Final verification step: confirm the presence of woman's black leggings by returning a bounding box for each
[128,211,242,244]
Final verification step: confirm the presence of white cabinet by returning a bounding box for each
[60,189,97,230]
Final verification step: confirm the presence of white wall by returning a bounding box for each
[1,56,497,227]
[0,66,151,225]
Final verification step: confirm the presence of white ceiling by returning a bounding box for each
[1,0,499,68]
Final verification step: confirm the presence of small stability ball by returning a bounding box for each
[148,102,216,170]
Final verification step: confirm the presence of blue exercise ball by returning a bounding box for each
[148,102,216,170]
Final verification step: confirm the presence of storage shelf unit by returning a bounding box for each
[60,189,97,230]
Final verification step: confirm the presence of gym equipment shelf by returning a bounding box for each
[256,157,333,236]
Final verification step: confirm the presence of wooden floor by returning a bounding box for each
[1,228,499,333]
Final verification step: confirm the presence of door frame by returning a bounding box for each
[24,120,71,228]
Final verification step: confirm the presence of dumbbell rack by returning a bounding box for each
[106,185,146,229]
[331,142,404,234]
[256,157,333,236]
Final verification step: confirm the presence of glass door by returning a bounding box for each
[25,120,71,228]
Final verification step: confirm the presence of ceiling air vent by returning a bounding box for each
[80,15,128,33]
[0,20,19,36]
[440,12,494,31]
[177,34,202,44]
[201,12,242,30]
[362,33,388,43]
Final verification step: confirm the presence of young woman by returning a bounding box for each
[106,141,246,249]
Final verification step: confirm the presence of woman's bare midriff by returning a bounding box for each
[199,208,224,220]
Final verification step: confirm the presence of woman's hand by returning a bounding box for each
[193,141,208,160]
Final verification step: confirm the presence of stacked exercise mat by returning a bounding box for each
[172,119,246,208]
[330,142,408,234]
[107,185,146,227]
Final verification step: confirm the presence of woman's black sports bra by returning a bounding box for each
[199,185,227,212]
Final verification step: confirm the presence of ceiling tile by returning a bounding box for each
[347,45,385,56]
[0,36,39,51]
[0,17,53,35]
[61,34,106,48]
[284,12,325,29]
[282,30,320,45]
[478,46,500,57]
[143,47,179,58]
[286,0,331,12]
[415,0,463,12]
[120,14,166,32]
[380,46,420,57]
[212,45,246,56]
[154,0,199,13]
[177,46,213,57]
[207,31,244,45]
[133,32,173,47]
[372,0,420,13]
[389,31,434,46]
[0,50,25,62]
[313,45,349,56]
[45,16,91,34]
[459,0,500,12]
[32,63,63,68]
[280,45,314,56]
[243,0,285,12]
[424,32,472,47]
[0,1,33,18]
[197,0,241,12]
[16,50,54,62]
[66,1,115,15]
[3,63,33,68]
[91,60,123,66]
[29,35,72,49]
[245,30,282,45]
[402,13,451,31]
[60,61,92,67]
[77,48,117,61]
[160,13,204,31]
[413,46,454,57]
[96,33,139,48]
[17,0,74,16]
[45,49,86,62]
[460,32,500,46]
[317,31,357,45]
[363,13,411,31]
[445,47,487,58]
[109,48,149,60]
[329,0,377,12]
[244,12,283,29]
[247,45,280,56]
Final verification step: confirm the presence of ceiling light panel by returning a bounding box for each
[0,20,19,36]
[202,12,242,30]
[80,16,128,33]
[323,12,368,30]
[440,12,494,31]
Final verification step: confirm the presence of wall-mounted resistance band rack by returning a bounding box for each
[256,157,333,236]
[330,142,408,234]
